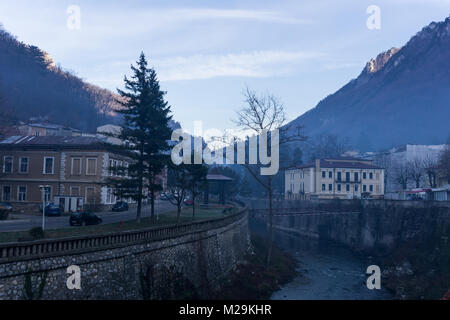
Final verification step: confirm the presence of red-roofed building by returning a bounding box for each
[285,157,385,200]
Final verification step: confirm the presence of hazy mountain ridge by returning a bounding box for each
[289,16,450,151]
[0,25,120,132]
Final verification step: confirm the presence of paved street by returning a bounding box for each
[0,200,176,232]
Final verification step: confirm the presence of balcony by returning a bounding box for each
[335,179,361,184]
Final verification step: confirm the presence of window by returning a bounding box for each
[369,172,373,179]
[329,171,332,179]
[363,172,367,179]
[346,172,350,181]
[19,157,29,173]
[109,159,114,176]
[71,157,82,175]
[354,172,359,181]
[328,184,332,191]
[106,188,113,204]
[18,186,26,202]
[355,185,358,192]
[2,186,11,201]
[346,184,350,192]
[86,158,97,175]
[363,185,367,192]
[70,186,80,196]
[85,187,96,204]
[376,172,380,180]
[43,157,54,174]
[337,184,341,192]
[3,156,13,173]
[44,187,51,203]
[322,184,326,191]
[337,172,342,181]
[322,171,326,178]
[376,185,381,193]
[369,185,373,192]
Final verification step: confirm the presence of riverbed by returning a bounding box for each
[249,218,393,300]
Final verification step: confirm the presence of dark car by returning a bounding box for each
[69,211,102,226]
[112,201,129,212]
[44,203,61,216]
[184,198,193,206]
[0,202,13,212]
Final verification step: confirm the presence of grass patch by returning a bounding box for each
[216,232,298,300]
[0,206,239,244]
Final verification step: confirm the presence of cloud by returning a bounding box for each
[148,51,324,81]
[157,8,314,24]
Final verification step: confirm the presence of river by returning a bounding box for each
[249,218,393,300]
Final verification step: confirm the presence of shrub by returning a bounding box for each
[0,209,9,220]
[29,227,45,240]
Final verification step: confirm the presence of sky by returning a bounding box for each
[0,0,449,134]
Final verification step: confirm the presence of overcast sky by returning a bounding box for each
[0,0,449,133]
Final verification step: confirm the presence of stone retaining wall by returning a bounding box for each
[0,209,249,300]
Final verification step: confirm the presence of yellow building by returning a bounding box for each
[285,157,385,200]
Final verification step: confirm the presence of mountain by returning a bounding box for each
[288,17,450,151]
[0,25,120,132]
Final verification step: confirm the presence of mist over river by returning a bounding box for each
[249,218,393,300]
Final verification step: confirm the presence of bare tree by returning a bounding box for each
[408,157,425,188]
[437,144,450,186]
[394,162,410,190]
[423,155,438,188]
[232,87,306,266]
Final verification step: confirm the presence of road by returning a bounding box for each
[0,200,176,232]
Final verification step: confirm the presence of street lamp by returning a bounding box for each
[39,185,50,230]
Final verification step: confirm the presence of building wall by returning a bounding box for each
[0,148,132,212]
[286,162,384,199]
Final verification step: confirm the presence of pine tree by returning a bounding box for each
[114,52,172,223]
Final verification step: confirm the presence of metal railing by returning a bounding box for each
[0,206,247,263]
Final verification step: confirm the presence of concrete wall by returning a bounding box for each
[249,199,450,253]
[0,210,249,300]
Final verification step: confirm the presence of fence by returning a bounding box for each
[0,205,247,263]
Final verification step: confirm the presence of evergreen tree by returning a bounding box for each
[114,52,172,223]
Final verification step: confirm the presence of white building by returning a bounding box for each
[285,157,385,200]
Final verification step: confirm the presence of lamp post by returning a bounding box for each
[39,185,50,230]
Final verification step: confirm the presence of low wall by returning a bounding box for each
[248,199,450,253]
[0,208,249,300]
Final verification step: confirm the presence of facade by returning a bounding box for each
[0,136,136,212]
[18,122,81,137]
[285,157,385,200]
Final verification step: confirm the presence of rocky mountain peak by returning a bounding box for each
[364,47,400,74]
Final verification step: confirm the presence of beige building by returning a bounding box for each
[0,135,136,212]
[285,157,385,200]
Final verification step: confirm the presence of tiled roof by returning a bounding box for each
[206,174,233,181]
[288,158,383,170]
[0,135,105,147]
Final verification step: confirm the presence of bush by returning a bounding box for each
[29,227,45,240]
[0,209,9,220]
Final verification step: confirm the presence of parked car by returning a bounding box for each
[112,201,129,212]
[44,203,61,216]
[160,193,174,201]
[0,202,13,212]
[69,211,103,226]
[184,198,194,206]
